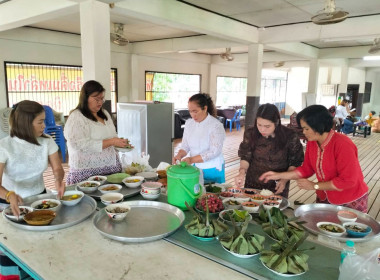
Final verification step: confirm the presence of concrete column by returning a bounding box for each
[245,44,263,127]
[307,58,319,105]
[80,0,111,99]
[338,59,349,95]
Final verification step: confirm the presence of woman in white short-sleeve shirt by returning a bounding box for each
[173,93,226,183]
[0,100,65,215]
[64,80,129,184]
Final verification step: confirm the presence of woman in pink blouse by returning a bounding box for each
[260,105,368,212]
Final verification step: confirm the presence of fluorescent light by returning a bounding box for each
[363,56,380,61]
[321,36,374,43]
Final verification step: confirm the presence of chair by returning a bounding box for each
[225,109,242,132]
[43,105,66,162]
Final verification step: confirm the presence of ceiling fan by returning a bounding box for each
[368,38,380,54]
[311,0,349,25]
[110,23,129,46]
[274,61,285,68]
[220,48,234,61]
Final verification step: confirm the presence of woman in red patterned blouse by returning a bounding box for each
[260,105,369,213]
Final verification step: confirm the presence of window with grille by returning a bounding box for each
[216,76,247,106]
[5,62,117,115]
[145,71,201,109]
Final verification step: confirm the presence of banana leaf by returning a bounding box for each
[211,219,228,236]
[266,254,288,274]
[185,217,200,235]
[245,233,265,254]
[287,252,309,274]
[229,219,250,255]
[219,234,234,249]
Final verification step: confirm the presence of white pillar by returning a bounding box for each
[306,59,319,105]
[338,59,349,94]
[80,0,111,99]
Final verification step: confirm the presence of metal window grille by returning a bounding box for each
[5,62,117,115]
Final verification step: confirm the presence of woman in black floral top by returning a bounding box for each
[235,104,304,198]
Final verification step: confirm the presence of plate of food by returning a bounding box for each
[115,138,134,153]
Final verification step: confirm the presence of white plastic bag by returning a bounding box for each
[338,248,380,280]
[123,152,153,174]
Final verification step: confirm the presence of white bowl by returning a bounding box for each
[135,171,158,181]
[241,201,260,213]
[222,198,242,210]
[100,192,124,205]
[337,210,358,223]
[140,191,161,200]
[105,202,131,222]
[266,195,283,204]
[4,206,34,222]
[60,190,84,206]
[263,200,280,210]
[87,175,107,184]
[232,193,251,202]
[141,181,162,194]
[122,176,144,188]
[77,180,100,193]
[317,222,346,237]
[251,194,266,205]
[221,244,258,258]
[98,184,122,194]
[31,199,62,212]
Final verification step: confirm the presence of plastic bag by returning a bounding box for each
[338,248,380,280]
[124,153,153,175]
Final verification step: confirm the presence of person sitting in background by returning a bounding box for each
[335,99,354,134]
[64,80,128,184]
[173,93,226,183]
[371,114,380,133]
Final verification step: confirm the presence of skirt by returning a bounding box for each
[316,193,368,213]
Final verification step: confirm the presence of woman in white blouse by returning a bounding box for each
[173,93,226,183]
[64,80,127,184]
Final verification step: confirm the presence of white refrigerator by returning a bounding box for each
[116,102,174,168]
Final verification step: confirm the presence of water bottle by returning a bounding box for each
[340,240,356,264]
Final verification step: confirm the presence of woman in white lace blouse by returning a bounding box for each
[64,80,128,184]
[173,93,226,183]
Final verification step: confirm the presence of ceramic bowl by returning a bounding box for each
[106,173,130,184]
[3,206,34,222]
[259,189,274,196]
[141,181,163,194]
[266,195,283,204]
[218,209,252,226]
[222,198,242,210]
[343,222,372,238]
[135,171,158,181]
[60,190,84,206]
[337,210,358,223]
[140,190,161,201]
[241,201,260,213]
[233,193,251,202]
[226,187,243,194]
[76,180,100,193]
[87,175,107,185]
[31,199,62,212]
[219,192,234,200]
[221,244,258,258]
[263,200,280,210]
[122,176,144,188]
[23,210,56,226]
[251,194,266,205]
[243,188,260,196]
[100,192,124,205]
[105,202,131,222]
[98,184,122,194]
[317,222,346,237]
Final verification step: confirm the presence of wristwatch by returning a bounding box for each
[314,184,320,190]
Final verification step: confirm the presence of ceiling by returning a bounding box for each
[2,0,380,62]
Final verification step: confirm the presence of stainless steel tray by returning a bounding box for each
[294,203,380,242]
[76,184,141,200]
[279,197,290,211]
[2,193,96,231]
[93,200,185,243]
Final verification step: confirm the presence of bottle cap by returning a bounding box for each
[346,240,355,247]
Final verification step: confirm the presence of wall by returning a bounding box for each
[362,70,380,117]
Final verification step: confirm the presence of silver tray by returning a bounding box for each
[93,200,185,243]
[294,203,380,242]
[279,197,290,211]
[2,193,96,231]
[76,184,141,200]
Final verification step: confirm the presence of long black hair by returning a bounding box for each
[188,93,216,117]
[249,103,287,152]
[75,80,108,122]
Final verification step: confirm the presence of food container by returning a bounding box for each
[241,201,259,213]
[317,222,346,237]
[60,190,84,206]
[251,194,266,205]
[98,184,123,194]
[3,206,34,222]
[233,193,251,202]
[226,187,243,194]
[122,176,144,188]
[100,193,124,205]
[76,180,100,193]
[140,190,161,201]
[337,210,358,223]
[141,181,162,194]
[343,222,372,238]
[23,210,56,226]
[105,202,131,222]
[166,162,201,210]
[87,175,107,184]
[31,199,62,212]
[222,198,242,210]
[263,199,280,210]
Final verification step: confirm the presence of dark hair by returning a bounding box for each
[188,93,216,117]
[75,80,108,121]
[9,100,48,145]
[250,103,287,151]
[296,105,333,134]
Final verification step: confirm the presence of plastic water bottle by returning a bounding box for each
[340,240,356,264]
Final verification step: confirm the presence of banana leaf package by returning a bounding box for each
[219,215,265,255]
[260,231,314,275]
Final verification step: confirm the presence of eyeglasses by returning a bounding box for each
[90,96,106,104]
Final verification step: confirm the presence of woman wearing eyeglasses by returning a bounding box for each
[64,80,128,184]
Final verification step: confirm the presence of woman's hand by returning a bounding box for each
[274,179,287,195]
[182,157,193,165]
[9,193,23,217]
[55,180,66,199]
[296,178,315,190]
[113,138,128,148]
[235,171,246,187]
[172,154,182,164]
[259,171,281,183]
